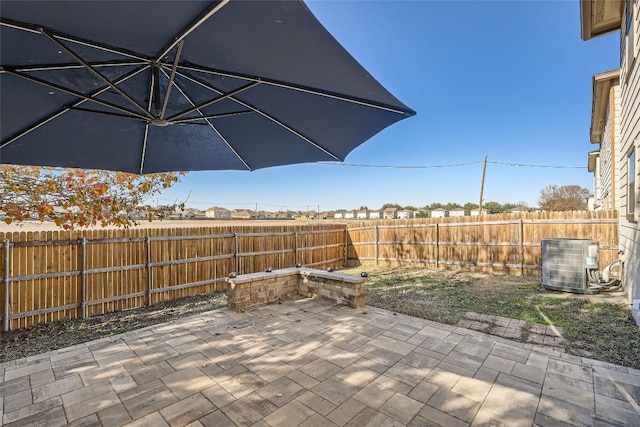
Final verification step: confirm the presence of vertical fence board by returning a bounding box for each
[0,213,617,330]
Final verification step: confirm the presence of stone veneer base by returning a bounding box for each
[226,267,366,311]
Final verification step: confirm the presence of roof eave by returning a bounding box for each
[580,0,623,41]
[589,69,620,143]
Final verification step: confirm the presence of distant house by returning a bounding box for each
[231,209,253,220]
[356,209,369,219]
[319,211,333,220]
[430,208,447,218]
[382,208,398,219]
[333,209,347,219]
[469,209,480,216]
[397,210,414,219]
[448,208,466,217]
[344,210,357,219]
[369,210,381,219]
[205,206,231,218]
[180,207,200,219]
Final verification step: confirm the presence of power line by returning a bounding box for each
[317,160,586,169]
[317,161,482,169]
[487,161,586,169]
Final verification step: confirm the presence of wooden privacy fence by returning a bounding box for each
[0,210,619,330]
[345,210,619,276]
[0,224,346,330]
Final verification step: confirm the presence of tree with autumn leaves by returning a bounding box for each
[1,165,185,229]
[538,184,590,211]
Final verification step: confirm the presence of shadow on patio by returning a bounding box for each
[1,298,639,426]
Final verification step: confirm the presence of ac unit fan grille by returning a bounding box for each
[541,239,598,293]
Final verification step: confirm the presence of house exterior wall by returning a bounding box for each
[594,85,622,210]
[613,84,623,210]
[205,207,230,218]
[618,0,640,323]
[431,209,446,218]
[383,209,397,219]
[592,155,602,209]
[600,106,614,209]
[357,211,369,219]
[449,209,466,217]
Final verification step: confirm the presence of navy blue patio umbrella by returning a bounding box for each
[0,0,415,174]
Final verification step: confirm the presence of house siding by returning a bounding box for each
[600,106,613,208]
[593,156,602,208]
[613,85,623,210]
[596,85,622,210]
[619,1,640,323]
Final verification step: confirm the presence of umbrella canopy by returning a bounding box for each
[0,0,415,174]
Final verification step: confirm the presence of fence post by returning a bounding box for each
[234,233,239,273]
[146,237,152,306]
[3,239,10,332]
[375,226,379,266]
[519,219,524,277]
[294,231,298,267]
[343,228,348,266]
[435,224,440,269]
[81,237,87,319]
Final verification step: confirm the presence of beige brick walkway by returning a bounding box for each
[457,312,567,348]
[1,298,639,426]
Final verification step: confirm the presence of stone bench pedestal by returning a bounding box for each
[226,267,366,311]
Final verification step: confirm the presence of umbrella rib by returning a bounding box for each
[40,29,155,120]
[11,61,148,73]
[2,67,151,121]
[173,70,341,161]
[155,0,230,62]
[140,71,157,174]
[69,107,150,122]
[165,81,260,122]
[177,64,413,116]
[0,18,149,62]
[171,111,253,124]
[1,65,149,149]
[160,68,252,171]
[235,98,341,161]
[159,40,184,120]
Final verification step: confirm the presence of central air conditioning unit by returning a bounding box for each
[541,238,599,293]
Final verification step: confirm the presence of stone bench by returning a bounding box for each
[225,267,366,311]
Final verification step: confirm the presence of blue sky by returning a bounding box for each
[158,0,620,212]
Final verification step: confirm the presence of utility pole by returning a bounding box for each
[478,156,488,215]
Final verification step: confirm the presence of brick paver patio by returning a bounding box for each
[457,312,567,349]
[1,298,639,426]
